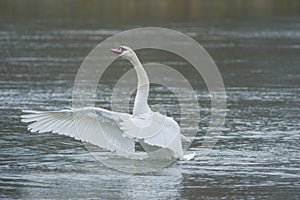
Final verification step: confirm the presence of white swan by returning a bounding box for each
[21,46,194,160]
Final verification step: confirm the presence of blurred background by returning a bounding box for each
[1,0,300,22]
[0,0,299,199]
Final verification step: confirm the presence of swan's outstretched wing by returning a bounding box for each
[118,111,183,158]
[143,116,183,157]
[21,107,135,157]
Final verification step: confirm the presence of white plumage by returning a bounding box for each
[22,107,135,156]
[21,46,195,160]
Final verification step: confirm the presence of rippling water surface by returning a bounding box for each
[0,15,299,199]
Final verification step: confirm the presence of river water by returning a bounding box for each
[1,4,300,199]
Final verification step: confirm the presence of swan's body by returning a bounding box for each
[21,46,193,160]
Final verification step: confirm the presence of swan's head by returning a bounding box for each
[111,46,135,61]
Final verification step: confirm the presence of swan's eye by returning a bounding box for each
[120,47,127,52]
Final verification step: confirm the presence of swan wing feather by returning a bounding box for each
[118,111,166,139]
[118,111,183,157]
[21,107,135,157]
[143,116,183,157]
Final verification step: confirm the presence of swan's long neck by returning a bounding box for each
[129,54,150,116]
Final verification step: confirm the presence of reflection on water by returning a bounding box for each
[1,1,300,199]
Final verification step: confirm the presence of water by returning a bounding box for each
[1,3,300,199]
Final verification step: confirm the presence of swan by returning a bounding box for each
[21,46,194,160]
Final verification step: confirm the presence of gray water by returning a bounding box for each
[1,4,300,200]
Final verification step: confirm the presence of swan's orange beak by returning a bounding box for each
[111,48,123,55]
